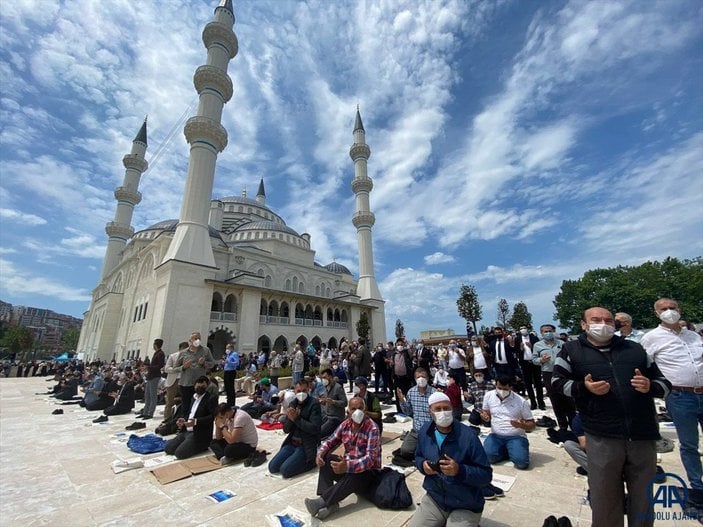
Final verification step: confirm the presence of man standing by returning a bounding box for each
[140,338,165,420]
[446,340,468,389]
[319,368,348,438]
[641,298,703,517]
[162,342,186,421]
[305,396,382,521]
[615,312,645,343]
[410,392,493,527]
[480,375,535,470]
[488,328,518,380]
[397,368,436,459]
[268,379,322,478]
[392,339,414,413]
[175,331,214,418]
[292,344,305,385]
[517,326,543,410]
[553,306,671,527]
[533,324,575,426]
[223,343,239,407]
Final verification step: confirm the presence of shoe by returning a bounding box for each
[250,450,267,467]
[135,409,144,416]
[52,409,64,415]
[530,402,537,410]
[125,421,146,430]
[536,416,557,427]
[140,415,153,420]
[541,516,558,527]
[653,465,666,484]
[557,517,573,527]
[316,503,339,520]
[243,452,254,467]
[93,415,108,423]
[576,466,588,476]
[482,486,497,500]
[539,404,547,410]
[490,484,505,497]
[220,456,233,466]
[305,497,326,517]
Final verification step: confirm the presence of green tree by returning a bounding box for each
[553,257,703,333]
[356,312,370,343]
[0,325,34,356]
[395,319,405,339]
[456,284,482,335]
[61,328,81,351]
[509,302,533,330]
[497,298,510,329]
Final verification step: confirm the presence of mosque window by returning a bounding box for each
[299,282,304,293]
[255,232,260,239]
[133,306,138,322]
[248,207,252,213]
[238,206,243,212]
[263,232,268,239]
[285,279,291,291]
[265,275,272,287]
[143,302,148,319]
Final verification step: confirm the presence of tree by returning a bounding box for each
[509,302,533,330]
[356,312,370,343]
[456,284,483,335]
[497,298,510,329]
[395,319,405,340]
[553,257,703,333]
[61,328,81,351]
[0,326,34,357]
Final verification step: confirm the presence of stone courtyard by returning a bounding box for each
[0,377,692,526]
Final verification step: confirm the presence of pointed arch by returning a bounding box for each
[328,337,338,350]
[311,336,321,351]
[296,335,308,348]
[258,335,271,354]
[224,294,237,313]
[211,292,223,312]
[273,335,288,352]
[280,302,290,319]
[111,273,124,293]
[268,300,279,317]
[260,299,268,316]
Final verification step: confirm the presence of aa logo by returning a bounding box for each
[648,473,688,508]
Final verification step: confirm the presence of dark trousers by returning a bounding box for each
[543,372,575,429]
[224,370,237,407]
[381,368,393,394]
[316,452,379,507]
[320,416,343,439]
[179,385,195,418]
[209,438,255,460]
[494,363,513,380]
[449,367,467,390]
[86,396,114,411]
[519,360,544,407]
[393,374,412,413]
[165,431,209,460]
[374,366,386,392]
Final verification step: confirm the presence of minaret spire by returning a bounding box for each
[256,178,266,205]
[162,0,238,267]
[100,120,148,279]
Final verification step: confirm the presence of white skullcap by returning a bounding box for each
[428,392,450,407]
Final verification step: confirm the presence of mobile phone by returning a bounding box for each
[427,460,441,472]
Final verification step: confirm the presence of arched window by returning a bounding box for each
[298,282,304,293]
[268,300,279,317]
[211,292,223,312]
[334,309,341,322]
[304,305,313,319]
[265,275,272,287]
[315,285,320,295]
[341,310,348,323]
[224,294,237,314]
[295,303,305,318]
[327,308,333,321]
[280,302,290,318]
[292,277,298,290]
[313,306,322,320]
[285,279,291,291]
[260,299,268,316]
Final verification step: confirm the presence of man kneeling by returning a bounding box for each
[165,376,217,459]
[210,403,258,465]
[305,396,381,520]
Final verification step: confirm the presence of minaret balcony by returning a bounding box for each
[184,116,228,152]
[194,65,233,102]
[122,154,148,172]
[202,21,238,58]
[105,222,134,240]
[114,187,142,205]
[352,211,376,228]
[351,177,373,194]
[349,143,371,161]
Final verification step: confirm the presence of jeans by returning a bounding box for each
[143,377,160,418]
[666,390,703,492]
[268,443,311,478]
[483,434,530,470]
[564,440,588,472]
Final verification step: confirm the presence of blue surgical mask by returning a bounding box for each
[543,332,554,340]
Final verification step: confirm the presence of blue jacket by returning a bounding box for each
[415,420,492,513]
[224,351,240,372]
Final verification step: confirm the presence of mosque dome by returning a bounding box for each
[135,219,225,242]
[234,220,300,237]
[325,262,353,275]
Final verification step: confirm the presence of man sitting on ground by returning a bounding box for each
[305,396,382,521]
[241,377,278,419]
[165,376,217,459]
[397,368,435,459]
[210,403,258,465]
[480,374,535,470]
[466,372,496,426]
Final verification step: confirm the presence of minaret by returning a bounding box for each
[162,0,238,268]
[100,118,148,279]
[350,107,382,300]
[256,178,266,205]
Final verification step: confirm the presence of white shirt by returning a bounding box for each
[641,326,703,387]
[434,369,449,387]
[482,390,533,437]
[495,340,507,364]
[187,393,204,432]
[615,328,644,343]
[472,347,487,370]
[448,348,465,369]
[521,336,533,361]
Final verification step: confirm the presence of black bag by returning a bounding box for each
[372,467,413,510]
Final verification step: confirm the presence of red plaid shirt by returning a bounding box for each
[318,416,381,473]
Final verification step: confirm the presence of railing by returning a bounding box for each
[295,318,304,326]
[325,321,348,328]
[211,311,237,322]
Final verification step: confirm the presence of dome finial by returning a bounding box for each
[241,185,247,198]
[354,106,364,132]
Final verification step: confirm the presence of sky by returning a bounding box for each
[0,0,702,340]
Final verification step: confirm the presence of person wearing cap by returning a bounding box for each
[410,392,493,527]
[210,402,258,465]
[353,376,383,433]
[305,396,382,521]
[240,377,279,418]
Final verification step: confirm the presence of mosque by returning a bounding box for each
[76,0,386,362]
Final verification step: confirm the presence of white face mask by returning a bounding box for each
[321,378,329,387]
[586,323,615,342]
[192,339,201,347]
[496,388,510,398]
[659,309,681,324]
[416,377,428,388]
[353,385,361,395]
[295,392,308,403]
[351,409,365,424]
[396,346,404,352]
[474,376,484,384]
[520,329,529,336]
[432,410,453,428]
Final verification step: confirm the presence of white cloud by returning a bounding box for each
[0,208,47,226]
[424,252,455,265]
[0,258,90,302]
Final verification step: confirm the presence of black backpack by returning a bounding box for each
[372,468,413,510]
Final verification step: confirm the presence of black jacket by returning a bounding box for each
[487,338,519,369]
[552,334,670,440]
[282,396,322,465]
[190,392,218,447]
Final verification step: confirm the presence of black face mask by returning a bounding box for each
[614,321,623,330]
[195,386,206,395]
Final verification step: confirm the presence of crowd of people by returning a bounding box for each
[16,297,703,526]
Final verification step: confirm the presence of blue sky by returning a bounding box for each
[1,0,701,340]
